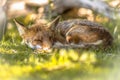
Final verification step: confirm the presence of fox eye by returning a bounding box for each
[34,39,42,42]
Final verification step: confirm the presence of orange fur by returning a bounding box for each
[14,17,113,50]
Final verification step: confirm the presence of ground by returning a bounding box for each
[0,18,120,80]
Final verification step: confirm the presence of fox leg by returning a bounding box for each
[66,31,81,44]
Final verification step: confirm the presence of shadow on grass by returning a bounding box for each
[0,41,120,80]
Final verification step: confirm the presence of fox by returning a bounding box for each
[14,16,113,51]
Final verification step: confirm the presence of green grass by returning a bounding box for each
[0,19,120,80]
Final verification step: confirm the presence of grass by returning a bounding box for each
[0,18,120,80]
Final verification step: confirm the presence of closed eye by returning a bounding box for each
[34,39,42,42]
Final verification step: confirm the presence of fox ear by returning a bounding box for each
[47,16,60,30]
[14,19,26,36]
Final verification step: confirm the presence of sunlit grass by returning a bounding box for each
[0,18,120,80]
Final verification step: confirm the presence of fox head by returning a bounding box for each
[14,16,60,50]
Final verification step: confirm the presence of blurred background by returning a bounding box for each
[0,0,120,80]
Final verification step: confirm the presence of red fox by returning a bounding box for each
[14,16,113,50]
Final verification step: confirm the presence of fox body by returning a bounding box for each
[54,19,113,48]
[14,16,113,50]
